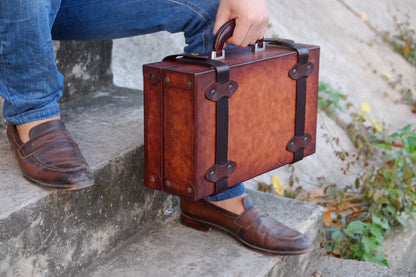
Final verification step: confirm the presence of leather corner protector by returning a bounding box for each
[205,80,238,102]
[163,178,196,198]
[289,62,314,80]
[144,69,161,83]
[205,160,237,183]
[145,172,163,190]
[287,134,312,152]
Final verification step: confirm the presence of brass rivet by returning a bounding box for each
[149,176,155,182]
[187,187,192,193]
[166,180,172,187]
[186,80,192,87]
[164,77,170,83]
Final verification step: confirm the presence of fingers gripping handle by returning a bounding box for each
[211,19,265,59]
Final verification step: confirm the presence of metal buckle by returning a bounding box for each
[211,49,225,60]
[253,41,266,52]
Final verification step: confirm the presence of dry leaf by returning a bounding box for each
[272,176,285,196]
[402,44,410,54]
[308,188,325,199]
[324,208,335,227]
[324,208,343,228]
[357,11,367,20]
[360,102,371,114]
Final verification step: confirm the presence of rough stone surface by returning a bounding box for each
[77,190,323,277]
[112,32,184,90]
[55,40,113,101]
[382,224,416,270]
[0,87,177,277]
[306,255,416,277]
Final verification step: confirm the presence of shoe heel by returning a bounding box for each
[180,213,211,232]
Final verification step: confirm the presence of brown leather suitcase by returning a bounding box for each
[143,20,320,200]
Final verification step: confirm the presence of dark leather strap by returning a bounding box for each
[163,53,237,195]
[265,39,314,162]
[163,54,230,84]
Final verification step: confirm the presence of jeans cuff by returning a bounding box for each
[205,182,245,201]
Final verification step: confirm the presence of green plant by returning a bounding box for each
[382,15,416,67]
[259,96,416,267]
[324,111,416,267]
[318,82,347,117]
[325,216,390,266]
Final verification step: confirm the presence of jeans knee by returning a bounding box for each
[0,0,61,22]
[168,0,219,53]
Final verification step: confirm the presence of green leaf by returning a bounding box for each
[372,216,390,230]
[376,143,393,151]
[362,236,379,254]
[370,224,384,243]
[325,245,333,253]
[346,221,368,236]
[395,215,408,227]
[405,136,416,153]
[375,253,390,267]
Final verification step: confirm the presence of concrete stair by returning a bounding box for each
[0,83,326,277]
[3,83,415,276]
[306,256,416,277]
[2,0,416,274]
[0,86,177,277]
[77,190,323,277]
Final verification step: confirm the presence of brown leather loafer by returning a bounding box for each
[180,195,314,255]
[7,120,94,190]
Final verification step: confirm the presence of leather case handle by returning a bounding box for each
[211,19,265,59]
[213,19,237,53]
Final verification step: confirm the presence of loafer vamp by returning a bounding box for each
[180,196,314,255]
[29,139,87,170]
[7,120,93,190]
[236,210,313,253]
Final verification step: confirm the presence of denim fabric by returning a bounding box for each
[205,182,246,202]
[0,0,64,125]
[0,0,243,201]
[0,0,219,125]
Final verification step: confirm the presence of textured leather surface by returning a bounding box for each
[7,120,93,190]
[180,195,314,255]
[143,43,320,200]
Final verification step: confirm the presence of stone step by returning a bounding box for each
[0,86,177,277]
[76,189,324,277]
[305,255,416,277]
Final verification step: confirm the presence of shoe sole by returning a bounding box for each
[23,174,94,191]
[180,212,314,256]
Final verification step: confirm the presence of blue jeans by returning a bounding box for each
[0,0,245,201]
[0,0,218,125]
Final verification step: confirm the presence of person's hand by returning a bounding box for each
[214,0,269,48]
